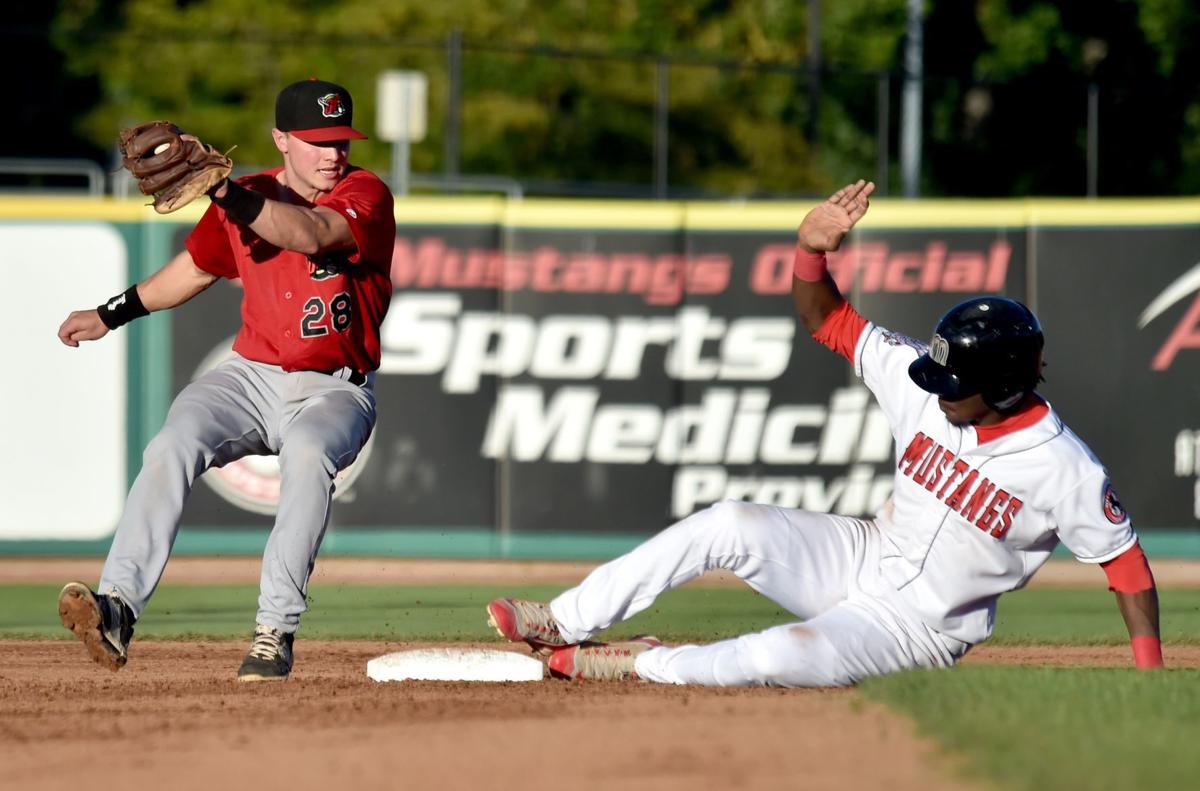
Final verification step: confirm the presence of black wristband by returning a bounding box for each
[211,179,266,225]
[96,285,149,330]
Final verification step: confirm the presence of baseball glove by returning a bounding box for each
[119,121,232,214]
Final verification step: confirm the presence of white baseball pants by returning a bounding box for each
[550,501,967,687]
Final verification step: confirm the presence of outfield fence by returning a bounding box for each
[3,196,1198,558]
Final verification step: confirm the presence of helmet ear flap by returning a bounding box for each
[981,348,1044,412]
[983,388,1027,411]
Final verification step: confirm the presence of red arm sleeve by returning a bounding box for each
[1101,544,1162,670]
[812,300,869,363]
[184,202,238,279]
[1100,541,1156,594]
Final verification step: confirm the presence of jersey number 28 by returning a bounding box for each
[300,292,352,338]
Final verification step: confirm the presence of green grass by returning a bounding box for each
[7,583,1200,643]
[990,586,1200,644]
[861,666,1200,791]
[1,583,799,641]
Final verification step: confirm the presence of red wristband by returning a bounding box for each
[793,247,828,282]
[1131,636,1163,669]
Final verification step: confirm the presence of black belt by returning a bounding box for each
[320,368,367,386]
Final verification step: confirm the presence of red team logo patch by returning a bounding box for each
[1102,480,1127,524]
[318,93,345,118]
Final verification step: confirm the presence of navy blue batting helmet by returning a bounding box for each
[908,296,1044,410]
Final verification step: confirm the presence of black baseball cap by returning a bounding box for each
[275,78,368,142]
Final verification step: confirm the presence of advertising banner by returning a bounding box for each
[9,200,1184,549]
[1034,227,1200,525]
[169,217,1062,537]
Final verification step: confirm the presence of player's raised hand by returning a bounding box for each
[58,309,110,347]
[797,179,875,253]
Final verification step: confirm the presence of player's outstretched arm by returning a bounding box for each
[139,249,220,310]
[57,250,217,348]
[1101,542,1164,669]
[1115,588,1163,669]
[791,179,874,334]
[210,179,354,256]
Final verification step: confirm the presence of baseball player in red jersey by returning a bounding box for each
[56,79,396,681]
[487,180,1163,686]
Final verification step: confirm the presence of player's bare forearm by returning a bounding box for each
[791,180,874,335]
[792,273,845,335]
[140,250,218,311]
[246,198,354,256]
[1114,588,1160,639]
[57,251,214,347]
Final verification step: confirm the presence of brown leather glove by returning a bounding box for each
[119,121,232,214]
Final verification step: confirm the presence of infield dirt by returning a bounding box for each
[3,641,1198,791]
[0,641,950,791]
[4,557,1198,790]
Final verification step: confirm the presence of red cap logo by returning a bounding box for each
[318,93,346,119]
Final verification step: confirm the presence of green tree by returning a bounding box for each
[52,0,900,195]
[46,0,1200,197]
[923,0,1200,196]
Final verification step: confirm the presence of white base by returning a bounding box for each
[367,648,545,682]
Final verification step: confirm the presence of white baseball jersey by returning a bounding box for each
[543,307,1142,687]
[855,323,1137,644]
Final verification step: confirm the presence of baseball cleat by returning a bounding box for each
[237,624,295,682]
[547,636,663,681]
[486,598,571,653]
[57,582,135,672]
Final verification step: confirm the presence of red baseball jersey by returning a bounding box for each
[186,166,396,373]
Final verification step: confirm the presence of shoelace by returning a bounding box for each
[511,600,563,642]
[578,644,639,679]
[247,626,286,661]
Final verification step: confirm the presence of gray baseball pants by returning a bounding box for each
[99,354,376,633]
